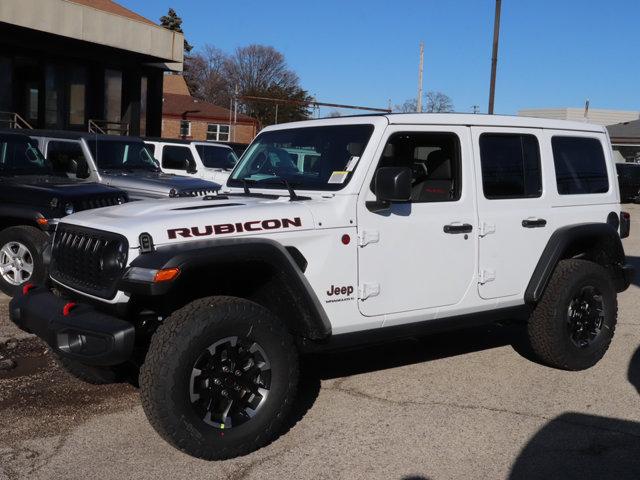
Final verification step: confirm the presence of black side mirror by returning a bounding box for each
[75,161,90,179]
[368,167,412,212]
[185,159,197,174]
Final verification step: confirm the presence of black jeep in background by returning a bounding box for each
[616,162,640,203]
[0,131,128,296]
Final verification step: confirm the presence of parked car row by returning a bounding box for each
[0,128,247,295]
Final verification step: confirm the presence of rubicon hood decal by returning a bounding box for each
[168,217,303,239]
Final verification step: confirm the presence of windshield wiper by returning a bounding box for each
[241,177,310,201]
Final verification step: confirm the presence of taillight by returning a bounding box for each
[620,211,631,239]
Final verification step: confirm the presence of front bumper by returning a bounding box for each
[9,286,135,366]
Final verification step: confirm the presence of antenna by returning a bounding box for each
[417,42,424,113]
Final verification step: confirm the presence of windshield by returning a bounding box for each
[0,136,53,175]
[88,139,159,172]
[195,145,238,170]
[228,124,374,191]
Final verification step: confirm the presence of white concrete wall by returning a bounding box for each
[519,108,640,126]
[0,0,183,68]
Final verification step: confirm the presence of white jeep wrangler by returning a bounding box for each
[10,114,633,460]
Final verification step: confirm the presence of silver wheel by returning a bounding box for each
[0,241,34,286]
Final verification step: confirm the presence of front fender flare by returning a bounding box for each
[119,238,331,340]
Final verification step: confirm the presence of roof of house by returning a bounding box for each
[163,74,192,96]
[163,93,257,123]
[66,0,156,26]
[607,119,640,142]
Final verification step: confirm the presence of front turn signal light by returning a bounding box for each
[153,268,180,283]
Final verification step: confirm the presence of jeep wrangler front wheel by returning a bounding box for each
[140,296,299,460]
[528,259,617,370]
[0,226,49,296]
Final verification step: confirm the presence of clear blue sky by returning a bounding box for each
[126,0,639,115]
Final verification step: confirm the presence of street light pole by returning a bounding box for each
[488,0,502,114]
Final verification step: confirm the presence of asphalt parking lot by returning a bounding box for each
[2,208,640,480]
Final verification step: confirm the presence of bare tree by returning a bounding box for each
[393,98,418,113]
[425,91,454,113]
[184,44,311,126]
[327,110,342,117]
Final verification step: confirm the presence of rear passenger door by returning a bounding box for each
[472,128,550,300]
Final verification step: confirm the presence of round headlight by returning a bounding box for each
[50,198,59,208]
[100,241,127,274]
[117,196,126,205]
[169,188,178,198]
[64,203,75,215]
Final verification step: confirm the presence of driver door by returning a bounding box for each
[357,125,477,320]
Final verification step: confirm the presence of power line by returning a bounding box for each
[239,95,392,113]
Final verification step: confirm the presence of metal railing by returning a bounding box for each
[0,112,34,130]
[88,119,130,136]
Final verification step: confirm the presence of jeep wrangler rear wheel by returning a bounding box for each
[140,296,299,460]
[528,259,617,370]
[0,226,48,296]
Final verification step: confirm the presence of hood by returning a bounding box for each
[0,176,125,210]
[101,171,220,199]
[62,194,321,248]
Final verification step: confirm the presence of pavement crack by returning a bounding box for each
[328,384,640,439]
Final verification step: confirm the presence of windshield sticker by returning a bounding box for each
[328,171,349,184]
[345,156,360,172]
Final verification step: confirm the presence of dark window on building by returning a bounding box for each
[195,145,237,169]
[45,64,65,128]
[0,57,12,111]
[552,136,608,195]
[140,76,148,137]
[104,69,123,123]
[47,141,87,175]
[68,67,86,127]
[162,145,194,170]
[479,134,542,199]
[371,132,461,203]
[180,120,191,137]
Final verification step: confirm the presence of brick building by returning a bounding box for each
[162,75,258,144]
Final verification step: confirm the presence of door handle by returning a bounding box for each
[443,223,473,234]
[522,218,547,228]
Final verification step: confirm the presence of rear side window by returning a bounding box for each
[146,143,156,155]
[479,134,542,199]
[162,146,194,170]
[552,137,608,195]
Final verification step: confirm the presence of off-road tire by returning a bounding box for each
[56,356,128,385]
[528,259,617,370]
[140,296,299,460]
[0,226,49,296]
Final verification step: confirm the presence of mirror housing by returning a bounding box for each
[367,167,412,212]
[185,159,197,174]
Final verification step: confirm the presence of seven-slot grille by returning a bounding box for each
[176,188,219,197]
[50,224,128,299]
[78,195,123,211]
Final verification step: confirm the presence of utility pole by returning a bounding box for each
[417,42,424,113]
[584,99,590,119]
[488,0,502,114]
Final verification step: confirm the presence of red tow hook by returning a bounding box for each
[22,283,36,295]
[63,302,77,317]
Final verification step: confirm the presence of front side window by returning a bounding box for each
[371,132,461,203]
[88,139,158,172]
[180,120,191,137]
[207,124,231,142]
[195,145,238,170]
[47,141,86,175]
[552,136,608,195]
[162,145,195,171]
[0,136,51,175]
[229,124,374,191]
[479,133,542,199]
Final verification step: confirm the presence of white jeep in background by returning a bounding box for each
[144,139,238,185]
[10,114,633,460]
